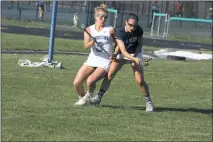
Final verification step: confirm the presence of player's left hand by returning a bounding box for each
[110,53,117,62]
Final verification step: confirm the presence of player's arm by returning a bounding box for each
[134,26,143,57]
[114,45,120,55]
[109,44,120,61]
[109,26,120,60]
[84,27,95,49]
[116,39,140,64]
[109,27,119,54]
[133,36,143,57]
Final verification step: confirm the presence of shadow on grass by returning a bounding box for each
[100,105,212,115]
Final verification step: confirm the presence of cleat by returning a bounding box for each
[89,95,101,105]
[73,94,90,106]
[146,101,154,112]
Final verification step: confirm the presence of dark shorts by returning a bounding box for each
[39,5,44,11]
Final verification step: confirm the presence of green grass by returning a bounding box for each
[2,33,212,54]
[2,18,212,44]
[2,54,212,141]
[1,18,82,32]
[1,33,86,52]
[1,33,212,141]
[167,33,212,44]
[2,18,51,29]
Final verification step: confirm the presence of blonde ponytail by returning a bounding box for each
[95,4,107,13]
[99,4,106,9]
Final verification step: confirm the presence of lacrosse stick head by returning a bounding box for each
[143,61,149,66]
[73,11,86,29]
[143,58,152,66]
[73,11,79,27]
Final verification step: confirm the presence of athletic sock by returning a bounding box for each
[144,95,151,103]
[97,89,106,99]
[86,91,93,98]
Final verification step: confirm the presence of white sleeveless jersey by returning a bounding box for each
[88,25,113,60]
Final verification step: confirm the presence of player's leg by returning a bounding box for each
[89,59,125,104]
[86,67,108,96]
[132,64,154,112]
[131,52,154,112]
[39,6,42,17]
[73,64,95,104]
[100,59,125,93]
[41,6,44,20]
[74,59,110,106]
[75,67,108,106]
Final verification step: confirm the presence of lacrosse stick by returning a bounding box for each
[134,58,152,73]
[73,11,111,57]
[127,58,152,67]
[142,58,152,66]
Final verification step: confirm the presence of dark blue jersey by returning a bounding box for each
[39,1,45,6]
[115,25,143,54]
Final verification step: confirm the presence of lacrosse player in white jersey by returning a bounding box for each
[73,4,117,106]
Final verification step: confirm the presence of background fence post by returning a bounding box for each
[48,0,58,62]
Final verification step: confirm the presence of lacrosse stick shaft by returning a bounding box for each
[144,58,152,63]
[127,58,152,63]
[83,28,111,57]
[126,58,152,66]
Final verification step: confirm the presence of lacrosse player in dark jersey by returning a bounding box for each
[90,13,154,112]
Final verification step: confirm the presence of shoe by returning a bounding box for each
[73,94,90,106]
[89,95,101,105]
[146,101,154,112]
[76,96,82,102]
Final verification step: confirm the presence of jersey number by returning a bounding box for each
[126,44,133,50]
[95,42,104,52]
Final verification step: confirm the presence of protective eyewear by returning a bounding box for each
[95,14,108,20]
[127,22,137,28]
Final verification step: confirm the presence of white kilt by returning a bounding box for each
[84,56,111,72]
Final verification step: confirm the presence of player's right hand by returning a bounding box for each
[133,57,141,65]
[90,37,96,42]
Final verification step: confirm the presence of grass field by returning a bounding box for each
[2,33,212,55]
[1,32,212,141]
[2,53,212,141]
[2,18,212,44]
[1,18,82,32]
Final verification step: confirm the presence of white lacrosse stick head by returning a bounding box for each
[73,11,79,27]
[143,61,149,66]
[73,11,86,29]
[81,24,85,29]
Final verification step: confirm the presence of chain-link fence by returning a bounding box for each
[1,1,212,43]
